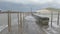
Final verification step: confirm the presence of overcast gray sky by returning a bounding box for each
[0,0,60,4]
[0,0,60,11]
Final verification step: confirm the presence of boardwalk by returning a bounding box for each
[0,12,60,34]
[0,16,46,34]
[0,12,47,34]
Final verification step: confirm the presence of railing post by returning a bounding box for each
[57,11,59,25]
[18,12,23,34]
[51,11,53,27]
[20,12,23,34]
[8,11,11,32]
[17,12,20,33]
[22,12,24,34]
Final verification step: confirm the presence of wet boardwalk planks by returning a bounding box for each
[0,19,46,34]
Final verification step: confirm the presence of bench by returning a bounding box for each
[32,14,49,26]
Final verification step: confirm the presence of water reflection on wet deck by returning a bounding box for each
[0,19,47,34]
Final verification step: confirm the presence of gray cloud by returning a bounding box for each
[0,0,60,4]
